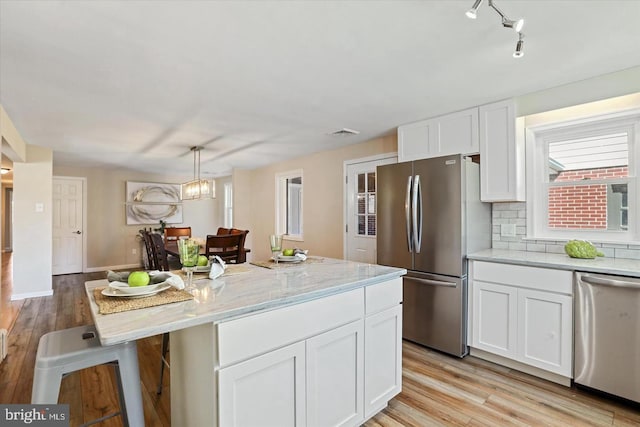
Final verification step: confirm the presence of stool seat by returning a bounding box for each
[32,325,144,427]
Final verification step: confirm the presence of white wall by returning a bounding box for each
[13,145,53,299]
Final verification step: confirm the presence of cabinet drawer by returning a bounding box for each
[365,278,402,315]
[218,288,364,367]
[473,261,572,294]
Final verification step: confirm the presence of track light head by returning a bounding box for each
[513,33,524,58]
[465,0,484,19]
[503,18,524,32]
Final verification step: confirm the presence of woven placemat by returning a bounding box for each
[251,256,324,270]
[94,287,194,315]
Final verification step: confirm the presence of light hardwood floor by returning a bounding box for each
[1,253,638,426]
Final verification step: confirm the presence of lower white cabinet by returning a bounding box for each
[470,261,573,378]
[307,320,364,427]
[364,305,403,417]
[218,341,307,427]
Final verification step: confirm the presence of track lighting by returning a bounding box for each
[465,0,526,58]
[465,0,483,19]
[513,33,524,58]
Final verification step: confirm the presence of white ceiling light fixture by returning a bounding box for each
[0,168,10,175]
[181,146,215,200]
[465,0,483,19]
[465,0,526,58]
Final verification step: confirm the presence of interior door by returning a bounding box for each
[345,157,396,264]
[52,177,84,274]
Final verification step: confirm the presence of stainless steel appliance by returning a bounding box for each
[575,272,640,403]
[377,154,491,357]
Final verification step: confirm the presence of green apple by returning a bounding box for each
[197,255,209,266]
[283,248,295,256]
[128,271,150,287]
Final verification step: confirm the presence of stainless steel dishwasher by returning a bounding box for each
[574,272,640,403]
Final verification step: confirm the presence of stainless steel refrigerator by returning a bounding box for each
[377,154,491,357]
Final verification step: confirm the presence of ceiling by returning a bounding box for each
[1,1,639,178]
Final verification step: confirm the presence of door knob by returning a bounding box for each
[74,230,82,234]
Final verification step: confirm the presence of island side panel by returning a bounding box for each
[171,322,218,427]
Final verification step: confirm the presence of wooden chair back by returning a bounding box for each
[205,233,245,264]
[141,231,158,270]
[216,228,249,263]
[149,232,170,271]
[164,227,191,241]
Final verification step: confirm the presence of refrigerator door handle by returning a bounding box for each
[410,277,457,287]
[413,174,422,253]
[406,175,413,252]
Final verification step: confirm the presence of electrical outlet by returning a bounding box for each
[132,248,137,255]
[501,223,516,237]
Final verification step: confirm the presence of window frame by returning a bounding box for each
[275,169,303,241]
[526,109,640,243]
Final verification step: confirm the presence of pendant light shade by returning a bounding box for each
[181,147,215,200]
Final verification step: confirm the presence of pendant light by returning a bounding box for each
[181,146,215,200]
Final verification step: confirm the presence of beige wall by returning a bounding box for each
[53,165,230,270]
[13,145,53,298]
[234,135,397,261]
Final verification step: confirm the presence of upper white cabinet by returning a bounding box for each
[398,107,479,162]
[479,99,526,202]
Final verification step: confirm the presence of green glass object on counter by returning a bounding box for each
[178,238,200,267]
[564,240,604,259]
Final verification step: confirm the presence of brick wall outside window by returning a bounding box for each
[548,166,627,229]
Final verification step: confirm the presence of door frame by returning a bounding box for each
[343,153,397,260]
[53,176,88,273]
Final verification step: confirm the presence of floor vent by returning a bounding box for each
[0,329,7,362]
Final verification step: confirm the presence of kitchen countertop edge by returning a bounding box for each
[468,249,640,277]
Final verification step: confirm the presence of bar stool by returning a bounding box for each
[31,325,144,427]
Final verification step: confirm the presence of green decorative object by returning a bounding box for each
[564,240,604,259]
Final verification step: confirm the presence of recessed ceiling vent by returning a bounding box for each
[329,128,360,137]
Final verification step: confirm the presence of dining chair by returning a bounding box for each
[141,231,158,270]
[164,226,192,241]
[216,228,250,263]
[149,233,170,271]
[205,233,246,264]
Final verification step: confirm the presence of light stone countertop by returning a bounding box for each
[468,249,640,277]
[85,258,406,346]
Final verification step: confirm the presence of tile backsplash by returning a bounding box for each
[491,202,640,260]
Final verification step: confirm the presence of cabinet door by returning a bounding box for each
[364,305,402,417]
[306,320,364,427]
[397,120,435,162]
[479,99,525,202]
[436,107,479,156]
[218,341,306,427]
[517,289,572,377]
[471,281,517,358]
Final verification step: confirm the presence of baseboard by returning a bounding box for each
[10,289,54,301]
[0,329,7,362]
[84,263,142,273]
[469,347,572,386]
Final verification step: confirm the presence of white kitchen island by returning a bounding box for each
[85,258,406,427]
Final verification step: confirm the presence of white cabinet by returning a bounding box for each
[469,261,573,378]
[364,305,402,417]
[398,108,479,162]
[218,341,306,427]
[307,320,364,427]
[472,281,518,359]
[479,99,525,202]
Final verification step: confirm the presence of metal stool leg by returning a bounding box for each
[157,332,170,394]
[116,341,144,427]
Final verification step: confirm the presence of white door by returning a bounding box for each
[364,305,402,417]
[306,320,364,427]
[345,156,396,263]
[218,341,306,427]
[52,177,84,275]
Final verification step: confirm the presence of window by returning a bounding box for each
[527,110,640,242]
[356,171,377,236]
[224,182,233,228]
[275,170,303,240]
